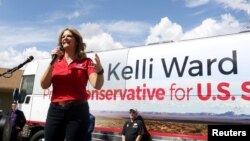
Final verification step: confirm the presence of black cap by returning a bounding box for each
[129,108,138,113]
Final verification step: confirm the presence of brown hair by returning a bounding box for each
[58,27,86,59]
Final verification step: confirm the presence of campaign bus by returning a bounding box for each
[14,31,250,141]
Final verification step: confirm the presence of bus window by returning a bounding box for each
[19,75,35,103]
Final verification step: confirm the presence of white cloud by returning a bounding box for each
[185,0,209,7]
[0,9,247,69]
[103,21,150,36]
[74,0,97,16]
[182,14,244,39]
[79,21,150,47]
[0,47,50,68]
[79,23,104,38]
[42,1,96,23]
[101,21,150,47]
[216,0,249,12]
[42,11,81,23]
[24,47,51,59]
[145,14,244,44]
[0,22,126,68]
[191,9,207,16]
[0,26,55,68]
[86,33,123,52]
[67,11,80,20]
[41,12,65,23]
[79,23,124,52]
[145,17,183,44]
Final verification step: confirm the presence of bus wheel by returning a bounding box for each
[0,115,12,141]
[30,130,45,141]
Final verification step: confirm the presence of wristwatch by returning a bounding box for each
[97,69,104,75]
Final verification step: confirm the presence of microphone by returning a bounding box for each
[16,56,34,69]
[50,54,58,65]
[50,47,63,65]
[7,56,34,73]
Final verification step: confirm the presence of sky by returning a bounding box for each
[0,0,249,69]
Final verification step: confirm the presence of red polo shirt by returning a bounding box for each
[51,57,96,102]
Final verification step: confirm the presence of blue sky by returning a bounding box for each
[0,0,249,68]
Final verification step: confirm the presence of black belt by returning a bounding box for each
[52,100,87,107]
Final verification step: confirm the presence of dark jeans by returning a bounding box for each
[45,101,89,141]
[10,128,20,141]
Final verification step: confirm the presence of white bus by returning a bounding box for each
[15,31,250,141]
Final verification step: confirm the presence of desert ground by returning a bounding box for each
[95,116,207,136]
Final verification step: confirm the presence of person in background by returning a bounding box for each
[122,109,144,141]
[84,113,95,141]
[40,27,104,141]
[8,101,26,141]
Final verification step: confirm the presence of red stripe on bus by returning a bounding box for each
[27,120,207,140]
[94,127,208,140]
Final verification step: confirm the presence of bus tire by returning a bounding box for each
[0,115,12,141]
[30,130,45,141]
